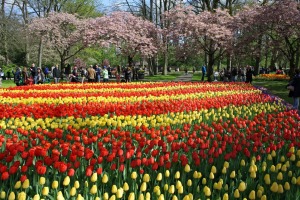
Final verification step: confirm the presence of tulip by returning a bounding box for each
[233,189,240,199]
[277,172,283,180]
[168,185,175,194]
[116,188,123,198]
[156,173,162,181]
[63,176,70,186]
[172,196,178,200]
[278,184,284,193]
[264,174,271,185]
[250,171,256,178]
[178,186,184,194]
[270,165,276,172]
[297,161,300,167]
[261,195,267,200]
[202,178,207,184]
[257,189,263,198]
[103,193,109,200]
[140,182,147,192]
[187,179,192,187]
[174,171,180,179]
[292,177,297,184]
[276,163,282,171]
[74,181,80,189]
[281,164,287,172]
[193,171,198,179]
[0,191,5,199]
[284,182,290,190]
[112,185,118,193]
[42,187,49,196]
[109,195,116,200]
[184,164,190,172]
[165,170,170,177]
[128,193,135,200]
[238,181,246,192]
[164,184,168,191]
[14,181,21,189]
[222,193,229,200]
[158,194,164,200]
[222,167,227,174]
[297,176,300,185]
[52,181,59,189]
[271,150,276,157]
[145,192,150,200]
[90,185,97,194]
[240,159,245,166]
[143,174,150,182]
[22,179,30,189]
[270,182,278,192]
[249,190,255,200]
[102,174,109,183]
[70,187,76,196]
[280,156,285,162]
[290,154,296,161]
[224,161,229,168]
[76,194,84,200]
[203,186,211,196]
[33,194,40,200]
[8,192,15,200]
[211,166,217,173]
[138,194,144,200]
[131,171,137,180]
[123,182,129,191]
[95,198,100,200]
[91,173,97,182]
[230,171,236,178]
[209,172,214,179]
[39,177,46,185]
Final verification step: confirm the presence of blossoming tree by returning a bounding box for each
[28,12,89,69]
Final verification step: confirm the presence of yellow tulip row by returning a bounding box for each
[0,102,284,131]
[0,90,260,105]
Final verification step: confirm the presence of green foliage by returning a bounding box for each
[62,0,102,18]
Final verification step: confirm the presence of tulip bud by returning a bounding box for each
[156,173,162,181]
[70,187,76,196]
[145,192,150,200]
[240,159,245,166]
[52,180,59,189]
[270,165,276,172]
[174,171,180,179]
[168,185,175,194]
[296,176,300,185]
[102,174,109,183]
[278,184,284,193]
[209,172,214,179]
[39,177,46,185]
[76,194,84,200]
[250,171,256,178]
[143,174,150,182]
[22,179,30,189]
[277,172,283,180]
[0,191,5,199]
[178,186,184,194]
[172,196,178,200]
[91,173,97,182]
[158,194,164,200]
[165,170,170,177]
[193,171,198,179]
[270,182,278,192]
[211,166,217,173]
[257,189,263,198]
[14,181,21,189]
[187,179,192,187]
[42,187,49,196]
[202,178,207,185]
[238,181,246,192]
[128,193,135,200]
[184,164,190,172]
[284,182,290,190]
[234,189,240,198]
[111,185,117,193]
[271,150,276,157]
[138,193,144,200]
[8,192,15,200]
[116,188,124,198]
[230,171,236,178]
[249,190,255,200]
[33,194,40,200]
[222,193,229,200]
[123,182,129,191]
[164,184,168,191]
[203,186,211,196]
[223,161,229,168]
[131,172,137,180]
[63,176,70,186]
[222,167,227,174]
[140,182,147,192]
[176,180,182,189]
[103,193,109,200]
[261,195,267,200]
[109,195,116,200]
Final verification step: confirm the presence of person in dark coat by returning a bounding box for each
[245,66,253,84]
[53,65,61,84]
[288,68,300,110]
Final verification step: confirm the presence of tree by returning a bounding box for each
[164,5,233,81]
[28,12,89,70]
[89,11,158,67]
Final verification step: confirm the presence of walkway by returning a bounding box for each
[173,73,193,82]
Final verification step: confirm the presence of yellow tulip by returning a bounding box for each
[164,184,168,191]
[187,179,192,187]
[63,176,70,186]
[264,174,271,185]
[52,181,59,189]
[296,161,300,167]
[33,194,40,200]
[281,164,287,172]
[111,185,118,193]
[42,187,49,196]
[224,161,229,168]
[261,195,267,200]
[270,165,276,172]
[267,154,272,160]
[174,171,180,179]
[102,174,109,183]
[8,192,15,200]
[22,179,30,189]
[278,184,284,193]
[109,195,116,200]
[193,171,198,178]
[0,191,5,199]
[222,167,227,174]
[234,189,240,198]
[271,150,276,157]
[257,189,263,198]
[284,182,290,190]
[240,159,245,166]
[14,181,21,189]
[249,190,255,200]
[230,171,236,178]
[203,186,211,196]
[74,181,80,189]
[250,171,256,178]
[277,172,283,180]
[17,192,26,200]
[156,173,162,181]
[140,182,147,192]
[76,194,84,200]
[178,186,184,194]
[184,164,191,172]
[103,193,109,200]
[292,177,297,184]
[39,177,46,185]
[172,195,178,200]
[90,185,97,194]
[138,193,144,200]
[165,170,170,177]
[128,193,135,200]
[70,187,76,196]
[222,193,229,200]
[123,182,129,191]
[209,172,214,179]
[143,174,150,182]
[176,180,182,189]
[202,178,207,184]
[145,192,150,200]
[91,173,97,182]
[290,154,295,161]
[168,185,175,194]
[238,181,246,192]
[211,166,217,173]
[116,188,124,198]
[158,194,164,200]
[297,176,300,185]
[95,197,100,200]
[270,182,278,193]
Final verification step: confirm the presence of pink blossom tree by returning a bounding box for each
[164,6,234,81]
[88,12,158,67]
[28,12,89,70]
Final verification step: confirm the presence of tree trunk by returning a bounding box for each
[289,52,296,79]
[128,55,134,67]
[207,52,214,82]
[163,50,168,75]
[295,41,300,69]
[254,37,262,76]
[38,38,43,68]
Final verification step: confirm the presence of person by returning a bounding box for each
[276,67,284,74]
[124,66,131,82]
[81,67,87,83]
[201,65,206,81]
[116,65,121,83]
[102,66,109,82]
[287,68,300,110]
[95,65,101,82]
[44,66,49,78]
[22,67,31,85]
[36,68,45,84]
[14,67,22,86]
[65,64,71,82]
[231,67,237,82]
[30,63,37,84]
[87,65,96,82]
[70,66,79,82]
[52,65,61,84]
[6,71,11,80]
[193,66,196,74]
[245,66,253,84]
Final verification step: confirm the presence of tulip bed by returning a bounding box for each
[0,82,300,200]
[255,74,290,80]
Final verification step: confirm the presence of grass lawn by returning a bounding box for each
[253,79,292,105]
[192,72,202,81]
[1,80,16,88]
[142,71,184,82]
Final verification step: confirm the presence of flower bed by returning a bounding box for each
[0,82,299,200]
[255,74,290,80]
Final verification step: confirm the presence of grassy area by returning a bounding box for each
[142,71,183,82]
[192,72,203,81]
[253,79,292,105]
[1,80,16,88]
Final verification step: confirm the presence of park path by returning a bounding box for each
[173,72,193,82]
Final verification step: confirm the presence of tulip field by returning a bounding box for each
[0,82,300,200]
